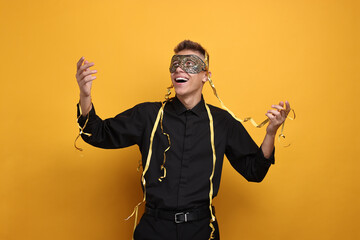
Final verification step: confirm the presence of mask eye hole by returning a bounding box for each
[185,60,195,67]
[172,61,180,68]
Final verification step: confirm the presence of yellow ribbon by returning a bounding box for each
[126,102,166,240]
[204,51,295,145]
[74,102,92,151]
[158,101,171,182]
[205,103,217,240]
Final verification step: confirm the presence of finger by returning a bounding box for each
[266,112,276,120]
[79,75,97,85]
[271,104,285,111]
[268,109,281,117]
[279,109,287,119]
[83,60,89,71]
[77,61,90,77]
[83,75,97,83]
[78,75,96,86]
[285,101,291,111]
[77,57,85,70]
[79,62,95,72]
[79,69,97,79]
[77,64,96,80]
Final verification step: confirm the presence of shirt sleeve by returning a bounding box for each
[225,116,275,182]
[76,102,146,149]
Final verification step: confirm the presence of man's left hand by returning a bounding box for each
[265,101,291,136]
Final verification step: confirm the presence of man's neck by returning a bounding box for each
[176,94,202,110]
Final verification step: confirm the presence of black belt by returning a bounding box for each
[145,205,214,224]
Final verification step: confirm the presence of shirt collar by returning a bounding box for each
[172,95,206,117]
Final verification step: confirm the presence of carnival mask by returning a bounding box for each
[169,54,207,74]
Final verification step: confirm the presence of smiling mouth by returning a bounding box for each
[175,77,189,83]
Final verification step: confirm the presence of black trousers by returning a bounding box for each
[133,213,220,240]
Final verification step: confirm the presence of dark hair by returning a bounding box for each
[174,40,209,66]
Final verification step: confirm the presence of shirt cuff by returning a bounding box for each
[76,102,95,127]
[259,146,275,165]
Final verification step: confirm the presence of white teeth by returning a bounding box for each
[175,77,188,82]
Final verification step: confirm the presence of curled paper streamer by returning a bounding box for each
[74,102,92,151]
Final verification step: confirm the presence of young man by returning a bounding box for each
[75,40,290,240]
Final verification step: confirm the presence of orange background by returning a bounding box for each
[0,0,359,239]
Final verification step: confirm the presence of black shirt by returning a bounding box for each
[77,97,274,210]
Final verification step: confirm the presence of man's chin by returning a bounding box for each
[173,85,185,95]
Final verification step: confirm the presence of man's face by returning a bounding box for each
[170,49,208,99]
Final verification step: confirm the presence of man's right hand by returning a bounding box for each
[76,57,97,116]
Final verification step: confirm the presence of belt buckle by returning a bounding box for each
[175,212,189,223]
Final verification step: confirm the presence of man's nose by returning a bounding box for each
[175,66,185,73]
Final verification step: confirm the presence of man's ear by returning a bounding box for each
[203,71,211,83]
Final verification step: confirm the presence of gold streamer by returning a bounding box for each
[158,101,171,182]
[165,84,173,100]
[204,51,295,143]
[277,109,296,147]
[126,102,166,240]
[74,102,92,151]
[205,103,217,240]
[137,159,142,172]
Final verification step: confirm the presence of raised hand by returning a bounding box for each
[76,57,97,98]
[76,57,97,116]
[265,101,291,136]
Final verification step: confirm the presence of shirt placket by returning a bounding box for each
[177,110,194,209]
